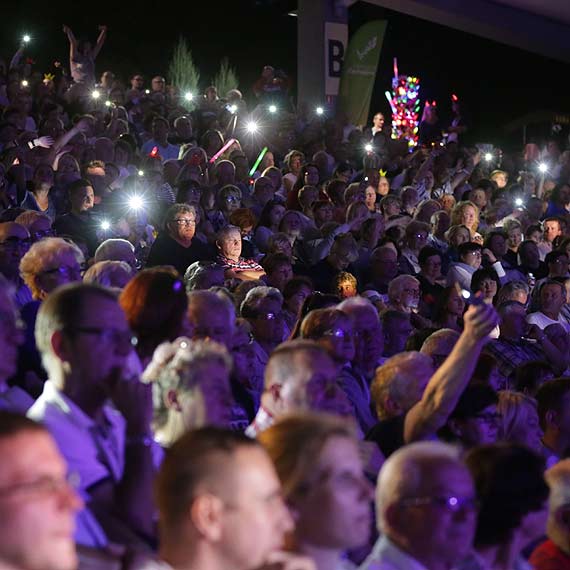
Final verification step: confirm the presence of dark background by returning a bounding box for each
[2,0,569,149]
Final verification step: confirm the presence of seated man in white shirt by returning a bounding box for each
[528,279,570,333]
[28,283,154,549]
[141,116,180,161]
[0,412,82,570]
[137,427,311,570]
[361,441,478,570]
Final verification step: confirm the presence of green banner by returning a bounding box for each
[339,20,387,127]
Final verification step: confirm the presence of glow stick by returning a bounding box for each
[249,147,268,176]
[209,138,236,164]
[384,91,397,115]
[393,57,399,80]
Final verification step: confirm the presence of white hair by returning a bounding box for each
[94,238,134,263]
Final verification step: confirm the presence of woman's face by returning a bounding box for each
[507,227,522,249]
[422,255,442,281]
[462,249,482,269]
[286,285,312,317]
[222,192,241,215]
[365,187,377,210]
[290,156,302,174]
[304,166,319,187]
[378,177,390,196]
[33,165,54,188]
[446,288,465,316]
[509,404,544,453]
[292,436,373,551]
[320,316,355,364]
[461,206,476,230]
[451,228,470,248]
[479,278,497,300]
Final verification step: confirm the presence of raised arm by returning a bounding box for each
[63,25,77,61]
[92,25,107,59]
[404,300,499,443]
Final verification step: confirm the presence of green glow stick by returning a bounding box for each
[249,147,268,177]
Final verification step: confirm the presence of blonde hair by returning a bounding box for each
[450,201,480,233]
[258,412,356,499]
[497,390,537,444]
[19,238,84,300]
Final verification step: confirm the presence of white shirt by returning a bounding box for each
[360,536,428,570]
[27,381,126,548]
[527,311,570,334]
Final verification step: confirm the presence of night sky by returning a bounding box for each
[2,0,569,148]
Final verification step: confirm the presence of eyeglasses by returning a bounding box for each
[0,472,80,499]
[323,328,350,339]
[41,265,81,279]
[472,412,501,424]
[467,251,482,257]
[225,196,240,204]
[403,288,420,296]
[400,495,479,513]
[256,311,284,321]
[173,218,196,226]
[32,229,54,241]
[65,326,138,347]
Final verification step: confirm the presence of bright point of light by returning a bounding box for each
[268,104,277,114]
[316,106,324,116]
[228,104,238,114]
[145,89,150,94]
[104,100,112,107]
[21,80,29,88]
[246,121,259,134]
[138,170,144,177]
[538,163,548,173]
[91,90,101,100]
[128,195,144,210]
[484,153,493,162]
[22,34,31,43]
[365,143,373,153]
[100,220,111,231]
[184,92,193,101]
[515,198,524,207]
[461,289,471,300]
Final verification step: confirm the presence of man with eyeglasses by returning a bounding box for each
[362,441,477,570]
[0,412,82,570]
[147,203,213,276]
[0,222,33,308]
[245,339,351,437]
[28,283,154,549]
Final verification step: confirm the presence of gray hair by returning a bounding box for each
[94,238,134,263]
[388,275,420,302]
[240,286,283,318]
[83,260,133,288]
[376,441,462,531]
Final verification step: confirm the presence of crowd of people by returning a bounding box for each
[3,24,570,570]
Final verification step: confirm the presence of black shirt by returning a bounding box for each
[146,232,214,276]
